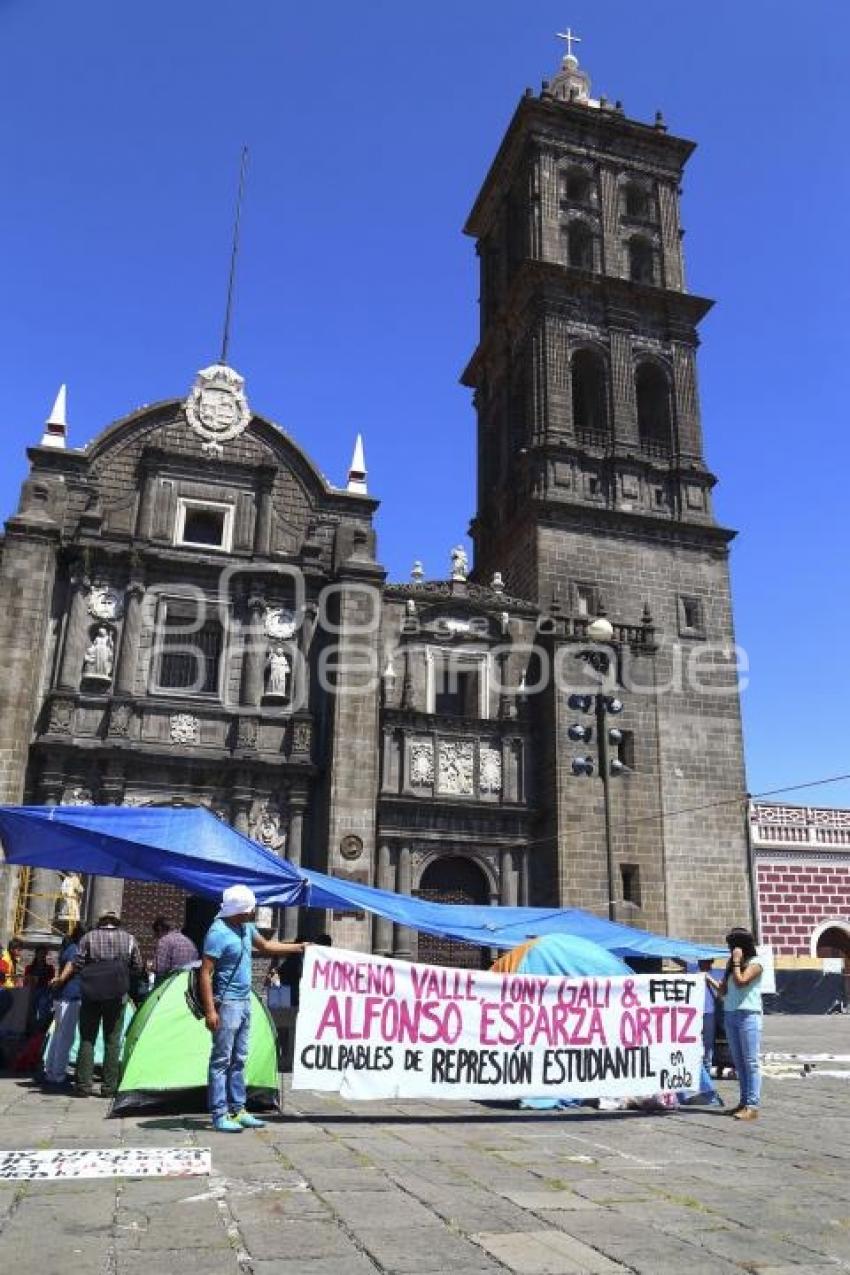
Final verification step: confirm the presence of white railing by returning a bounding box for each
[751,802,850,849]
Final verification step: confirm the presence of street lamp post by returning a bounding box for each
[569,616,625,922]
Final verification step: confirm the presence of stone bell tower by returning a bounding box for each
[462,36,752,941]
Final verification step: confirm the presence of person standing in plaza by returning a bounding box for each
[151,916,199,983]
[0,937,23,1026]
[200,885,307,1133]
[52,910,143,1098]
[718,927,764,1121]
[44,923,85,1088]
[24,945,55,1031]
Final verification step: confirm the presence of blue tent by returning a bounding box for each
[0,805,723,960]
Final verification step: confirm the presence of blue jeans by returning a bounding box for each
[208,997,251,1121]
[725,1010,762,1108]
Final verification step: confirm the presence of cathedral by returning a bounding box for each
[0,44,751,962]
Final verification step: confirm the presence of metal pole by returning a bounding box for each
[743,793,760,942]
[596,695,616,921]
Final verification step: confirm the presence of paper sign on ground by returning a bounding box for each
[0,1147,211,1180]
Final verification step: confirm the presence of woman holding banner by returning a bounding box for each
[717,927,763,1121]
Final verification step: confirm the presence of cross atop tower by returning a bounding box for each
[556,27,581,61]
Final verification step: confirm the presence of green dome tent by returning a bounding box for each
[111,972,279,1115]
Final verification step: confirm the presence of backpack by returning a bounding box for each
[79,958,130,1002]
[185,966,206,1020]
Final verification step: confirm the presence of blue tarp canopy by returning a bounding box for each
[0,805,723,960]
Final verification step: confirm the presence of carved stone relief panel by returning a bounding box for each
[250,798,286,852]
[170,712,199,745]
[479,744,503,794]
[47,698,75,735]
[108,702,135,738]
[409,740,435,787]
[438,740,475,796]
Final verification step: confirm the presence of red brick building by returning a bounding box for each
[753,802,850,973]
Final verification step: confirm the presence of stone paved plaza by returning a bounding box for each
[0,1017,848,1275]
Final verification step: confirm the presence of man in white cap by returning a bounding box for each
[201,884,307,1132]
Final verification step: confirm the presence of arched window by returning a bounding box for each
[571,349,609,438]
[567,220,595,270]
[624,182,653,219]
[628,236,655,285]
[564,167,591,204]
[635,362,673,451]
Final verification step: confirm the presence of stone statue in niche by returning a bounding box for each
[83,627,114,683]
[56,871,84,929]
[265,646,291,701]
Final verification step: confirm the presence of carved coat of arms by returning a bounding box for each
[88,583,124,623]
[264,607,297,640]
[185,364,251,455]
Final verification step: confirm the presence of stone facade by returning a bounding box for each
[0,51,752,955]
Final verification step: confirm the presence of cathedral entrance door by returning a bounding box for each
[414,855,490,970]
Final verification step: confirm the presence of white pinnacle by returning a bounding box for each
[346,433,368,495]
[40,384,68,448]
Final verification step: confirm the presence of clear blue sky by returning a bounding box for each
[2,1,848,805]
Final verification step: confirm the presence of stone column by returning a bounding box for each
[254,470,275,557]
[21,769,64,944]
[610,329,638,446]
[240,592,266,708]
[393,845,414,960]
[114,574,146,697]
[671,344,704,461]
[88,769,127,923]
[518,847,530,907]
[56,570,91,692]
[599,167,622,277]
[545,313,571,440]
[373,841,394,955]
[135,450,163,540]
[500,847,519,907]
[281,798,305,941]
[658,182,684,291]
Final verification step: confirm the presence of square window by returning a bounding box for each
[678,595,705,637]
[615,729,635,770]
[175,500,233,552]
[430,652,488,719]
[435,666,479,718]
[574,583,597,618]
[620,863,642,908]
[154,599,223,696]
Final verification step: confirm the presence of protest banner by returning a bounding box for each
[292,947,704,1101]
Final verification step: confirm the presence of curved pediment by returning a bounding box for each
[85,398,341,508]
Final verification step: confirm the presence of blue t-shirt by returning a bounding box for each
[203,921,256,1001]
[56,942,81,1002]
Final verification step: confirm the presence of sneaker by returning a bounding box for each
[733,1107,758,1121]
[233,1110,266,1129]
[212,1115,244,1133]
